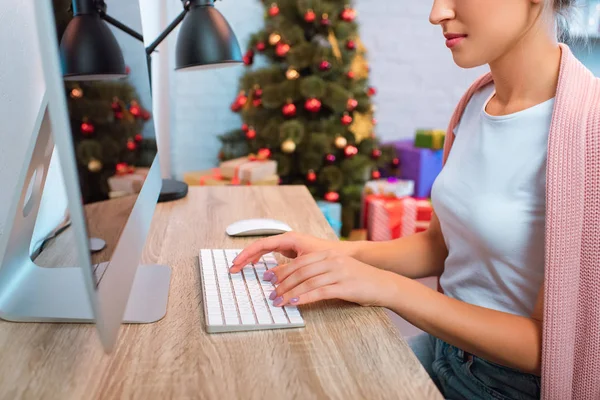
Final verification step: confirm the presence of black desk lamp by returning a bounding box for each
[59,0,243,201]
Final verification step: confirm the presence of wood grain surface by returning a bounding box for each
[0,186,442,400]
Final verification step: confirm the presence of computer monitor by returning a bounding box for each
[0,0,171,352]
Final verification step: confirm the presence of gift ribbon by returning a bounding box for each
[427,130,445,149]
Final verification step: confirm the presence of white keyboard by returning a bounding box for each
[199,249,305,333]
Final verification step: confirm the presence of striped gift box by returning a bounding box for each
[366,196,417,241]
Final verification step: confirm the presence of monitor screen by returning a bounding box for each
[33,0,157,287]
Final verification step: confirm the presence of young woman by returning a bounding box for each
[230,1,600,398]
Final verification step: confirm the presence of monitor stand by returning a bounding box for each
[0,99,171,324]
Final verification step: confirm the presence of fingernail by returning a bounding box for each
[270,275,278,284]
[263,271,274,281]
[273,297,284,307]
[269,291,277,300]
[290,297,299,305]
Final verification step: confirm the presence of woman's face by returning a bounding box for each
[429,0,548,68]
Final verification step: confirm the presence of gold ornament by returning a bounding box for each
[281,139,296,153]
[350,54,369,80]
[88,159,102,172]
[334,136,347,149]
[286,67,300,80]
[269,33,281,45]
[70,87,83,99]
[349,112,375,143]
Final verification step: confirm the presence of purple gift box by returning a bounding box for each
[384,139,443,198]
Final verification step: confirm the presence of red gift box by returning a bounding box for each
[365,195,417,241]
[416,198,433,222]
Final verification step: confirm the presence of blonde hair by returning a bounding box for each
[550,0,577,41]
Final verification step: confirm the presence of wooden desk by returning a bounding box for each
[0,186,442,399]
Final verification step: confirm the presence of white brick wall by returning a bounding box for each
[165,0,488,178]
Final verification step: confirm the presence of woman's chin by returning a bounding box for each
[451,51,488,70]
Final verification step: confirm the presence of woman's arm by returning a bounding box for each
[349,212,448,279]
[383,275,545,375]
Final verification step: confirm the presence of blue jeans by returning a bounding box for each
[408,333,541,400]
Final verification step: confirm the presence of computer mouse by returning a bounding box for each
[225,218,292,237]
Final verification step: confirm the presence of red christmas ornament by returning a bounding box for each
[256,41,266,52]
[341,113,353,125]
[368,86,377,96]
[230,92,248,112]
[304,9,316,23]
[268,3,280,17]
[282,102,297,117]
[347,98,358,111]
[116,162,129,175]
[344,145,358,157]
[127,140,137,151]
[129,103,141,117]
[346,71,355,79]
[114,111,124,120]
[392,157,400,167]
[253,98,262,107]
[326,153,336,163]
[372,117,378,125]
[319,60,332,71]
[254,87,263,98]
[340,7,356,22]
[275,43,290,57]
[80,121,95,135]
[372,170,381,179]
[125,65,131,74]
[324,191,339,202]
[258,148,271,158]
[111,100,120,111]
[134,134,143,142]
[346,40,356,50]
[141,110,151,121]
[307,170,317,182]
[304,98,322,113]
[243,49,254,66]
[245,128,257,139]
[242,123,249,132]
[320,13,331,26]
[372,148,382,159]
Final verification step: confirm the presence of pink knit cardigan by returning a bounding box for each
[442,43,600,400]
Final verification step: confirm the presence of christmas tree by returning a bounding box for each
[53,0,155,204]
[218,0,396,236]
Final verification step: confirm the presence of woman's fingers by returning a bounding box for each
[229,233,296,272]
[271,270,338,305]
[263,251,331,284]
[274,284,341,307]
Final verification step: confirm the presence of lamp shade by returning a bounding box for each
[175,1,243,71]
[60,14,126,81]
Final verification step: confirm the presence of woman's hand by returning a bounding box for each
[229,232,352,273]
[262,250,396,308]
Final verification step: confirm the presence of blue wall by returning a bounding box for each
[572,39,600,76]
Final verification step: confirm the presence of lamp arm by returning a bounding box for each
[146,8,189,56]
[98,12,145,43]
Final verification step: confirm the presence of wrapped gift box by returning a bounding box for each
[414,129,446,150]
[183,169,279,186]
[415,221,430,233]
[220,156,278,183]
[108,167,149,196]
[385,140,443,198]
[363,178,415,198]
[365,195,417,241]
[316,201,342,237]
[416,198,433,222]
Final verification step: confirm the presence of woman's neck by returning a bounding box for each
[487,30,561,116]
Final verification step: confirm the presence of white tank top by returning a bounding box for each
[431,83,554,316]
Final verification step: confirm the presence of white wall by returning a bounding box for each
[161,0,487,178]
[0,2,68,251]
